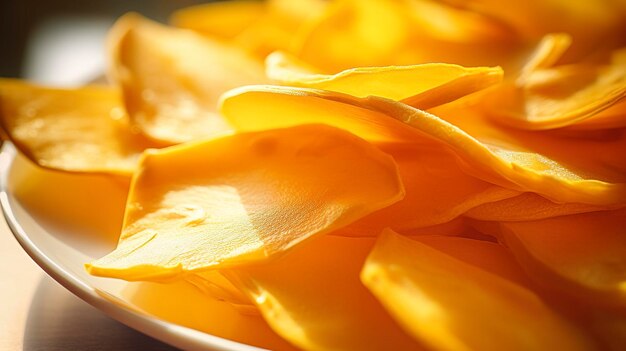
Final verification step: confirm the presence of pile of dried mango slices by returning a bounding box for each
[1,0,626,350]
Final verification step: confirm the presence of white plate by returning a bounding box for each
[0,142,272,351]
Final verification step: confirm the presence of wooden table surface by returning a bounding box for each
[0,215,179,351]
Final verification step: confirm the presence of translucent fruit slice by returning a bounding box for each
[499,209,626,308]
[487,58,626,130]
[221,86,626,205]
[86,124,404,281]
[170,0,265,40]
[0,79,156,176]
[108,13,267,144]
[361,229,596,351]
[225,235,423,351]
[266,51,503,109]
[464,192,619,222]
[342,143,518,235]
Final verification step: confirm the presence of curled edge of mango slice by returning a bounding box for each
[266,50,503,109]
[86,124,404,281]
[220,85,626,205]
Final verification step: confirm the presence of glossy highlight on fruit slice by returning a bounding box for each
[87,124,404,281]
[361,229,596,351]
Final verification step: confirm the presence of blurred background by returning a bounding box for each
[0,0,212,86]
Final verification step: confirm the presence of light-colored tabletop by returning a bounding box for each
[0,215,178,351]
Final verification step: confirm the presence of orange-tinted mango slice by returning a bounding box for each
[170,0,265,40]
[0,79,155,176]
[87,124,403,281]
[108,13,267,144]
[362,229,596,351]
[221,85,626,205]
[342,143,518,235]
[266,51,502,108]
[225,235,423,351]
[487,58,626,130]
[464,192,618,222]
[499,209,626,308]
[295,0,522,72]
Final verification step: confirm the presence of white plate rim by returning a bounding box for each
[0,142,268,351]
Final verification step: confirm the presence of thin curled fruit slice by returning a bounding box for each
[518,32,572,81]
[232,0,327,59]
[225,235,423,351]
[220,85,430,144]
[86,124,404,281]
[266,51,503,109]
[361,229,596,351]
[342,143,518,236]
[464,192,619,222]
[0,79,156,176]
[221,86,626,205]
[487,58,626,130]
[404,98,626,205]
[294,0,520,73]
[499,209,626,309]
[108,13,267,144]
[170,0,265,40]
[447,0,626,60]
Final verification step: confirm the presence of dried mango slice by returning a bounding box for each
[266,51,503,108]
[413,235,533,287]
[86,124,404,281]
[362,229,595,351]
[220,85,429,144]
[487,59,626,130]
[294,0,520,73]
[225,235,422,351]
[342,143,518,235]
[170,0,265,40]
[499,209,626,308]
[221,86,626,205]
[108,13,267,144]
[518,33,572,81]
[465,192,619,222]
[233,0,327,59]
[451,0,626,60]
[400,99,626,205]
[0,79,155,176]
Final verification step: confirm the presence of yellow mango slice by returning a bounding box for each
[86,124,404,281]
[414,235,533,287]
[408,99,626,205]
[221,86,626,205]
[518,32,572,81]
[220,85,430,144]
[451,0,626,61]
[465,192,619,221]
[266,51,503,108]
[362,229,596,351]
[233,0,327,59]
[294,0,520,73]
[0,79,156,176]
[170,0,265,40]
[499,209,626,308]
[225,235,423,351]
[185,271,253,309]
[108,13,267,144]
[342,143,518,235]
[487,59,626,130]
